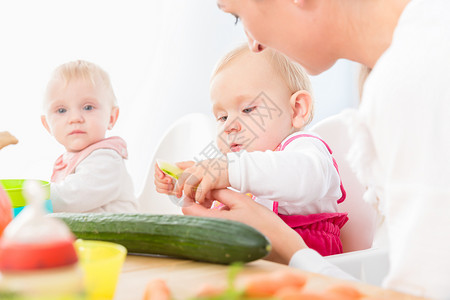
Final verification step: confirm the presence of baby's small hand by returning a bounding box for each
[154,163,176,195]
[175,157,230,205]
[154,160,195,196]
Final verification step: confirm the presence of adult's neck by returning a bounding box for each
[341,0,411,69]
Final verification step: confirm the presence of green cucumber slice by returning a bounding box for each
[156,159,184,179]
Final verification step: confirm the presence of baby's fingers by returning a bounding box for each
[154,163,166,179]
[182,175,201,201]
[155,185,176,195]
[194,181,213,205]
[176,168,197,198]
[154,177,176,195]
[154,171,173,187]
[176,160,195,170]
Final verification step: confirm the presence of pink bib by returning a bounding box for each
[51,136,128,183]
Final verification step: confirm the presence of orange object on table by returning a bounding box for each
[142,278,171,300]
[244,270,307,297]
[115,256,430,300]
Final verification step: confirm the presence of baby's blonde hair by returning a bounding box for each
[45,60,117,107]
[211,43,314,126]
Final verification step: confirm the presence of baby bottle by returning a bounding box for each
[0,180,85,299]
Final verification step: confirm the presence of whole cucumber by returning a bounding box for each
[51,213,271,264]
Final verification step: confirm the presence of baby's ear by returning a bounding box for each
[41,115,52,134]
[290,90,313,130]
[108,106,120,130]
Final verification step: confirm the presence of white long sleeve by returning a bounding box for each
[227,133,342,215]
[289,249,356,282]
[51,149,138,213]
[351,0,450,298]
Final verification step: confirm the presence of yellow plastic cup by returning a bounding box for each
[74,239,127,300]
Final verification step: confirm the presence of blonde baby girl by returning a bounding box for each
[155,45,347,256]
[41,60,138,213]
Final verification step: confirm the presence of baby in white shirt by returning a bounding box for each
[41,60,138,213]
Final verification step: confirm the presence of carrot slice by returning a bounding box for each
[142,278,171,300]
[274,286,308,300]
[282,291,329,300]
[195,284,226,298]
[244,270,307,297]
[326,284,364,299]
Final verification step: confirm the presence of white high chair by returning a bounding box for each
[137,113,216,214]
[310,110,389,286]
[310,111,377,253]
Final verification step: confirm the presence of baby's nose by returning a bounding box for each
[68,110,84,123]
[224,118,241,133]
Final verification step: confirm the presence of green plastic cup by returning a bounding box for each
[0,179,52,217]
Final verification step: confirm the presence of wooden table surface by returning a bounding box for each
[113,255,427,300]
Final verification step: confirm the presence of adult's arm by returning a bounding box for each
[183,189,355,280]
[182,188,305,264]
[289,249,356,281]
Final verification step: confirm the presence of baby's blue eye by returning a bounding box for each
[57,108,66,114]
[83,105,94,111]
[243,106,256,113]
[218,116,228,122]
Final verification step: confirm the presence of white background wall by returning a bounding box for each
[0,1,360,194]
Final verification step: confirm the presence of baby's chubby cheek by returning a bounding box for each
[216,140,231,155]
